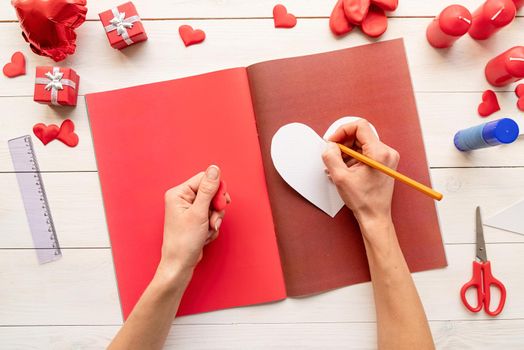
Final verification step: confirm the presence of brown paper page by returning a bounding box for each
[247,39,447,297]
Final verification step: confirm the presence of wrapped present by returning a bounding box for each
[34,66,80,106]
[99,2,147,50]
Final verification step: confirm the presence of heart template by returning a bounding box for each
[271,116,378,217]
[33,123,60,145]
[56,119,79,147]
[179,25,206,47]
[3,51,26,78]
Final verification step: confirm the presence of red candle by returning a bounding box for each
[513,0,524,9]
[485,46,524,86]
[426,5,472,48]
[469,0,516,40]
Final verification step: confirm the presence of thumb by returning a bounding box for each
[322,142,347,175]
[194,165,221,212]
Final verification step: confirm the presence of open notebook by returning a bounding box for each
[86,39,446,319]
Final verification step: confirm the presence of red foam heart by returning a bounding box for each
[56,119,79,147]
[3,51,26,78]
[33,123,60,145]
[212,180,229,211]
[330,0,354,36]
[361,5,388,38]
[343,0,370,24]
[515,84,524,111]
[371,0,398,11]
[273,4,297,28]
[179,25,206,47]
[478,90,500,117]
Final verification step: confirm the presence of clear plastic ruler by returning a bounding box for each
[8,135,61,264]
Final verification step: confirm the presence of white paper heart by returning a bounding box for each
[271,116,378,217]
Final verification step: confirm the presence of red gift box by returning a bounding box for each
[99,2,147,50]
[34,66,80,106]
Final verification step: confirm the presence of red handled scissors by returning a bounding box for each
[460,207,506,316]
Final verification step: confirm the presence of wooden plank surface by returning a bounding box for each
[1,320,523,350]
[2,18,524,96]
[0,244,522,325]
[0,0,522,20]
[2,168,524,249]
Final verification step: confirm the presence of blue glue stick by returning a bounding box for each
[454,118,519,152]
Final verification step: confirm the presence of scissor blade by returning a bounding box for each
[476,206,488,262]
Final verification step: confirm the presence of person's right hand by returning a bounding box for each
[322,119,400,229]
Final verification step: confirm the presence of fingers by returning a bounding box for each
[194,165,221,212]
[328,120,379,148]
[209,210,224,232]
[164,172,204,205]
[322,142,348,183]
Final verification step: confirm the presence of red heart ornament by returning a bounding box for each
[330,0,354,36]
[478,90,500,117]
[56,119,79,147]
[371,0,398,11]
[212,180,229,211]
[179,25,206,47]
[515,84,524,111]
[273,4,297,28]
[361,5,388,38]
[33,123,60,145]
[3,51,26,78]
[343,0,371,24]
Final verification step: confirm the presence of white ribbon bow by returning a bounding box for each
[35,67,77,106]
[105,8,141,46]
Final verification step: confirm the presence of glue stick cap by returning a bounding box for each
[482,118,520,145]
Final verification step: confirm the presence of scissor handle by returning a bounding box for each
[482,261,507,317]
[460,261,484,313]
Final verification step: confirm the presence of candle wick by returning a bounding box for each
[491,7,504,21]
[458,16,471,24]
[509,57,524,62]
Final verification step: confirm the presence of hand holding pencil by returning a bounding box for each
[322,119,442,224]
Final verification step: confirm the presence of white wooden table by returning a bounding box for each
[1,1,524,348]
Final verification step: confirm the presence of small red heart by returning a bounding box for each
[343,0,370,25]
[56,119,79,147]
[330,0,354,36]
[273,4,297,28]
[3,51,26,78]
[515,84,524,111]
[371,0,398,11]
[212,180,229,211]
[478,90,500,117]
[33,123,60,145]
[361,5,388,38]
[178,25,206,47]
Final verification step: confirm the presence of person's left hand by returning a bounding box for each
[157,165,230,279]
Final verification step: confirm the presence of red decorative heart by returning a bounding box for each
[273,4,297,28]
[361,5,388,38]
[178,25,206,47]
[515,84,524,111]
[212,180,229,211]
[3,51,26,78]
[478,90,500,117]
[343,0,370,24]
[56,119,79,147]
[371,0,398,11]
[330,0,354,36]
[33,123,60,145]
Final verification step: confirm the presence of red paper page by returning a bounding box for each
[86,68,286,318]
[247,39,447,296]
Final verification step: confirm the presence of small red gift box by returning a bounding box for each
[99,2,147,50]
[34,66,80,106]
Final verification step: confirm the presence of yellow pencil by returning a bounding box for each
[337,143,443,201]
